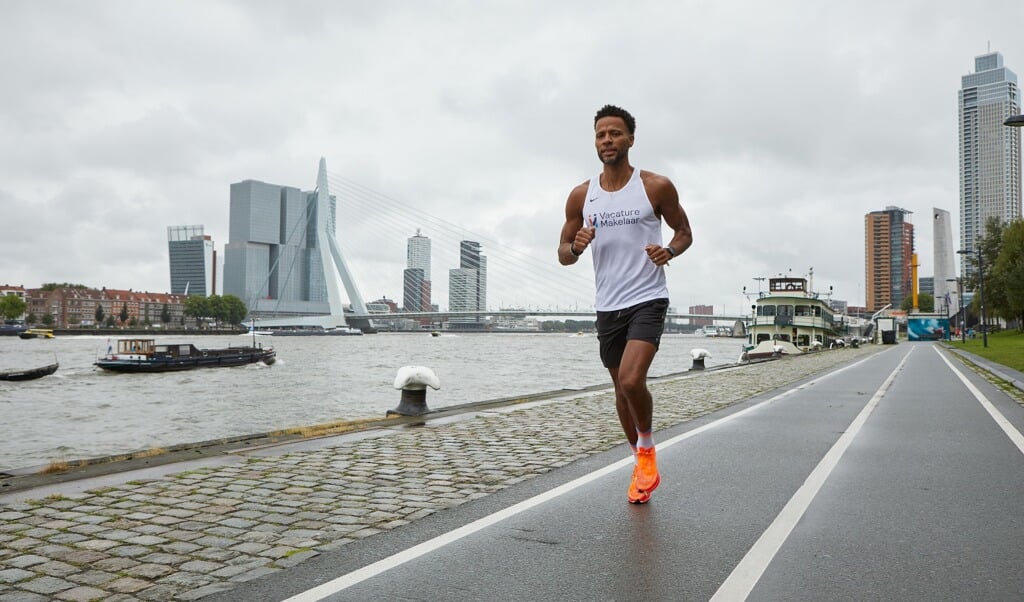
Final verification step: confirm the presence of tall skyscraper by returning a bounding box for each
[932,208,957,316]
[407,229,431,282]
[168,225,215,296]
[865,207,914,312]
[223,158,367,327]
[449,240,487,326]
[403,229,432,312]
[958,51,1021,279]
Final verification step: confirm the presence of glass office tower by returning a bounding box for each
[958,52,1021,279]
[168,225,214,297]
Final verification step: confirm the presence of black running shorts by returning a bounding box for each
[595,298,669,368]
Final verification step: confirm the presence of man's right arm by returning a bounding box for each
[558,184,587,265]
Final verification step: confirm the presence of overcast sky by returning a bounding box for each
[1,1,1022,317]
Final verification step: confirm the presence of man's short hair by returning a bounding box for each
[594,105,636,134]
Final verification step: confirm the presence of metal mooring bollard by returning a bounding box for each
[690,348,710,371]
[387,366,441,416]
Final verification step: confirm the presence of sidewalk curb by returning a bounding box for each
[943,346,1024,394]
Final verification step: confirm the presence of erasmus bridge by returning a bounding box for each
[248,159,745,329]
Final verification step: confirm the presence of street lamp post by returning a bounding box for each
[957,248,987,348]
[946,277,965,343]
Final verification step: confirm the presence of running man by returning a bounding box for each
[558,104,693,504]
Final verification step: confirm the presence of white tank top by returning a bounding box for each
[584,168,669,311]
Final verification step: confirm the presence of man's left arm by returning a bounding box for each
[652,176,693,259]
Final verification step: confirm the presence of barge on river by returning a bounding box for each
[94,338,275,373]
[744,275,843,359]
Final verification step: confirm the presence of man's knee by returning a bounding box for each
[617,372,648,398]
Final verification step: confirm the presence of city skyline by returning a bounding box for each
[2,4,1023,313]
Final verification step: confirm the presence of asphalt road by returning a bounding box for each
[211,343,1024,601]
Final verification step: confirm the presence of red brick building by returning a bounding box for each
[26,287,188,328]
[689,304,714,327]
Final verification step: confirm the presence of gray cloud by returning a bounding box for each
[1,0,1022,312]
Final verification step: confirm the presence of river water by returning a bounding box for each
[0,332,746,471]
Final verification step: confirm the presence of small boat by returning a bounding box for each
[19,328,55,340]
[430,331,441,337]
[94,338,275,373]
[0,322,28,337]
[270,327,363,336]
[0,362,59,381]
[741,340,802,361]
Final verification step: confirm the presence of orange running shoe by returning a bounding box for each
[628,465,652,504]
[635,446,660,493]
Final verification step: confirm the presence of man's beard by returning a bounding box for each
[600,149,624,165]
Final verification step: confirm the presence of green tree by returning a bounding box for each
[95,304,105,325]
[40,282,88,291]
[992,220,1024,330]
[161,304,171,325]
[26,312,37,324]
[41,313,54,326]
[119,303,129,324]
[183,296,210,327]
[901,292,934,313]
[541,320,563,332]
[105,315,117,328]
[965,217,1006,324]
[207,295,226,328]
[0,295,27,321]
[221,295,248,326]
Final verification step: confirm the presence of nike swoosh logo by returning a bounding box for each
[588,197,598,202]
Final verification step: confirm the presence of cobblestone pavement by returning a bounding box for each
[0,347,881,601]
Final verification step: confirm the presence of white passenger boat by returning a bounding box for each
[743,276,843,360]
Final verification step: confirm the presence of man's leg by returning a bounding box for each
[617,339,657,431]
[608,367,638,446]
[617,339,660,501]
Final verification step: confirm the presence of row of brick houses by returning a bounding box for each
[3,284,190,328]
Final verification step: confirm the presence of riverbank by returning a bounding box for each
[1,332,753,470]
[0,345,883,600]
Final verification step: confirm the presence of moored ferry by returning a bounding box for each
[744,276,843,359]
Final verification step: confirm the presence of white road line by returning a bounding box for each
[936,348,1024,456]
[710,348,912,602]
[283,351,887,602]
